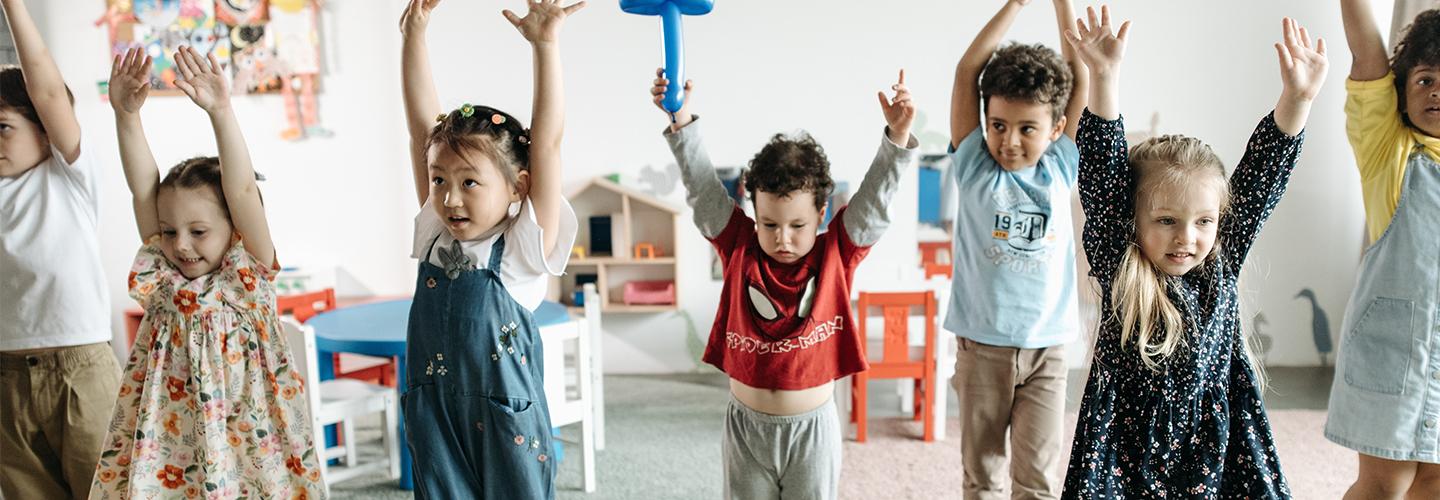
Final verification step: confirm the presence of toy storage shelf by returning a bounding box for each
[558,177,683,314]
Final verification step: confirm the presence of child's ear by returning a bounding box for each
[1050,115,1067,141]
[818,201,830,223]
[512,170,531,202]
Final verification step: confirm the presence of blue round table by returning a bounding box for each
[307,298,570,490]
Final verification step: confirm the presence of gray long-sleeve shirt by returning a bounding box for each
[663,117,920,244]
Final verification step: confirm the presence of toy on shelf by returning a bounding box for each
[634,243,659,259]
[623,280,676,306]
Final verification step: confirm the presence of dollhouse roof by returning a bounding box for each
[567,177,683,215]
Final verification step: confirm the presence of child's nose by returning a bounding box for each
[443,189,462,207]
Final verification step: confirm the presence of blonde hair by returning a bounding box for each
[1111,135,1232,371]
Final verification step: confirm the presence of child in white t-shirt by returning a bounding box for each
[0,0,121,498]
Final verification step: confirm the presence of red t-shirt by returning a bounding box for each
[703,204,871,390]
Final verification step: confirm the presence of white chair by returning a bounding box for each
[282,317,400,493]
[542,284,602,492]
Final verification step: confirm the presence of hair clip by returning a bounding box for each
[490,113,506,125]
[517,135,530,145]
[254,172,267,182]
[460,104,475,118]
[435,113,447,123]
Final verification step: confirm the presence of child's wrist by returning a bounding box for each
[1279,89,1316,105]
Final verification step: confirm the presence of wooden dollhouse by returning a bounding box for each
[560,177,683,313]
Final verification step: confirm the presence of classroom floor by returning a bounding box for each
[329,367,1344,499]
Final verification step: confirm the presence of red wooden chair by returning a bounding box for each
[918,241,951,268]
[851,291,938,442]
[277,289,396,388]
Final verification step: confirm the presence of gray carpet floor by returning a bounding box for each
[328,367,1335,499]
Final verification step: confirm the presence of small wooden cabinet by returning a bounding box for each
[559,177,683,313]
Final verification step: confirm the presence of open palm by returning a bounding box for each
[172,46,231,114]
[400,0,440,36]
[1066,5,1130,75]
[1276,17,1328,101]
[109,47,152,114]
[504,0,586,43]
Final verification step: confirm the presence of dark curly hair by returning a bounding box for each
[979,43,1072,123]
[0,65,75,135]
[744,132,834,212]
[428,104,531,187]
[1392,9,1440,118]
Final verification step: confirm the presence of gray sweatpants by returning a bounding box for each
[722,395,842,500]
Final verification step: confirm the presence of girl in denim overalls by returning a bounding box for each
[1328,4,1440,498]
[399,0,582,497]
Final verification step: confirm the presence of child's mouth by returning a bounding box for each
[447,216,470,228]
[1165,252,1193,264]
[179,256,204,266]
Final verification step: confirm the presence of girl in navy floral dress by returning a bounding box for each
[1060,7,1328,498]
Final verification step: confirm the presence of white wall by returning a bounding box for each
[37,0,1376,370]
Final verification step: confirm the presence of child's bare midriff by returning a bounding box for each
[731,378,834,416]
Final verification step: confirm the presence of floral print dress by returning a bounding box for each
[90,236,324,499]
[1063,111,1302,499]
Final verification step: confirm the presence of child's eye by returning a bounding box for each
[790,223,806,229]
[161,229,176,237]
[1197,217,1215,226]
[191,230,206,237]
[1157,217,1176,225]
[1022,126,1036,134]
[991,123,1005,132]
[431,177,444,186]
[762,223,778,229]
[1421,77,1434,86]
[463,179,479,188]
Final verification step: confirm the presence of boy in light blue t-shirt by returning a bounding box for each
[939,0,1086,497]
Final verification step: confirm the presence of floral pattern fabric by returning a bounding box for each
[90,236,324,499]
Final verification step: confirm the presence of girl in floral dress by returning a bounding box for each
[89,45,323,499]
[1061,8,1326,498]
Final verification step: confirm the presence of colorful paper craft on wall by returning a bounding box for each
[98,0,331,140]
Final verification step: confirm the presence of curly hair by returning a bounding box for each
[428,104,531,187]
[744,132,834,211]
[1392,9,1440,115]
[979,43,1073,123]
[0,65,75,135]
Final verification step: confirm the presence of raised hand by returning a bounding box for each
[878,69,915,145]
[400,0,441,36]
[504,0,586,44]
[651,67,694,128]
[171,46,231,115]
[1064,5,1131,76]
[109,46,152,115]
[1276,17,1328,102]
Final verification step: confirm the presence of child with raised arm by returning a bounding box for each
[651,69,919,498]
[0,0,121,497]
[941,0,1087,497]
[1062,7,1325,498]
[91,46,323,499]
[399,0,581,497]
[1326,2,1440,498]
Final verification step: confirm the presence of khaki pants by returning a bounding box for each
[1,342,121,500]
[951,338,1066,500]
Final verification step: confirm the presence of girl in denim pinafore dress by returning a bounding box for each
[398,0,584,497]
